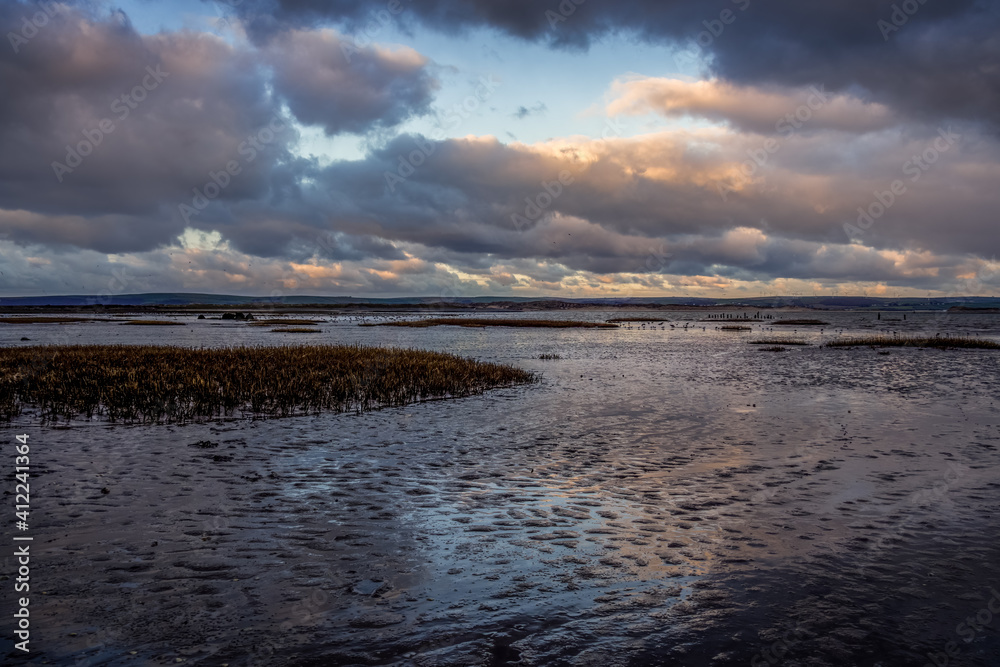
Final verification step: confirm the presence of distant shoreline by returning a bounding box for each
[1,293,999,313]
[0,301,996,315]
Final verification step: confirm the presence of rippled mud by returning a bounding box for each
[2,311,999,665]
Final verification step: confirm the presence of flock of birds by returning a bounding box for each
[212,313,987,341]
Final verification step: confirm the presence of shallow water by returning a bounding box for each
[2,310,999,666]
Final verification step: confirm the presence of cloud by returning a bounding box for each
[512,102,547,120]
[605,78,894,134]
[0,1,291,247]
[264,28,438,136]
[229,0,1000,128]
[0,0,997,298]
[0,3,440,252]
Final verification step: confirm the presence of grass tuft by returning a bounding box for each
[720,325,752,331]
[605,318,667,323]
[536,353,561,360]
[0,344,535,423]
[825,336,1000,350]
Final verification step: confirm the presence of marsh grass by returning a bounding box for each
[749,339,809,346]
[825,336,1000,350]
[605,318,667,323]
[773,319,829,326]
[122,320,186,326]
[271,328,320,333]
[537,353,561,360]
[720,325,752,331]
[0,344,535,423]
[363,318,618,329]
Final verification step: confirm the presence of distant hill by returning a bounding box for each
[1,292,999,310]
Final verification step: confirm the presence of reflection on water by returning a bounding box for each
[2,310,999,665]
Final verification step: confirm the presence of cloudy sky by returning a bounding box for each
[1,0,998,298]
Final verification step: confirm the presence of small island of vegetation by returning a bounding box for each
[0,344,535,423]
[825,336,1000,350]
[605,317,668,323]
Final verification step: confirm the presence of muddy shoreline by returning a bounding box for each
[2,310,998,665]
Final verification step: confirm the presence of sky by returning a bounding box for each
[0,0,998,299]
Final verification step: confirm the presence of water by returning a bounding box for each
[2,310,999,665]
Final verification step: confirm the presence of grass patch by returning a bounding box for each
[250,319,321,326]
[271,328,321,333]
[825,336,1000,350]
[773,319,829,326]
[0,317,100,324]
[363,318,618,329]
[749,339,809,346]
[720,325,752,331]
[758,346,787,352]
[0,344,535,423]
[122,320,186,326]
[537,353,561,360]
[605,317,668,323]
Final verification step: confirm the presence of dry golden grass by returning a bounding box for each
[605,317,668,323]
[0,344,535,423]
[122,320,186,326]
[0,317,102,324]
[363,318,618,329]
[825,336,1000,349]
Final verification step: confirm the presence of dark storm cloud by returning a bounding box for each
[311,127,1000,281]
[0,0,996,295]
[265,28,438,135]
[0,1,291,248]
[225,0,1000,127]
[0,1,438,252]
